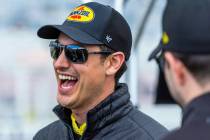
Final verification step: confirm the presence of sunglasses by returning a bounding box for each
[49,40,112,63]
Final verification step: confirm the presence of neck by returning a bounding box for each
[182,79,210,106]
[71,110,87,125]
[71,79,115,125]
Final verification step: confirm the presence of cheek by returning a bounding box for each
[84,67,105,84]
[164,69,174,91]
[83,58,105,75]
[53,61,58,75]
[80,63,106,86]
[164,69,178,98]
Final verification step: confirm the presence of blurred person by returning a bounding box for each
[33,2,167,140]
[149,0,210,139]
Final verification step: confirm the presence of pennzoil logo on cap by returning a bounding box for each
[162,32,169,45]
[67,6,94,22]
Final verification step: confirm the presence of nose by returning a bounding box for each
[53,50,71,70]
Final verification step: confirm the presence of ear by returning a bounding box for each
[164,52,186,86]
[104,52,125,76]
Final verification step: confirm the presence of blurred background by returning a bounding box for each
[0,0,181,139]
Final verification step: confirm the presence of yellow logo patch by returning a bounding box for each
[67,6,94,22]
[162,32,170,45]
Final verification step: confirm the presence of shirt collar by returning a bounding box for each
[182,92,210,126]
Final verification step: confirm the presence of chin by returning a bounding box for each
[57,94,73,108]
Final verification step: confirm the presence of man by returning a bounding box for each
[149,0,210,139]
[34,2,167,140]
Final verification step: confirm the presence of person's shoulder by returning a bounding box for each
[127,108,168,139]
[128,108,168,130]
[162,120,210,140]
[33,120,67,140]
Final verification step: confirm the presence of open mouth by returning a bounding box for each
[58,74,78,93]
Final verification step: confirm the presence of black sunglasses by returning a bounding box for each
[49,40,112,64]
[155,52,165,71]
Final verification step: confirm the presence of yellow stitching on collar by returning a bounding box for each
[71,114,87,136]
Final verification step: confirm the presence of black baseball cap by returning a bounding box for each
[37,2,132,61]
[149,0,210,60]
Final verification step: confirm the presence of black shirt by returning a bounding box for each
[162,93,210,140]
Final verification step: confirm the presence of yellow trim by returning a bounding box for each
[71,114,87,136]
[162,32,170,45]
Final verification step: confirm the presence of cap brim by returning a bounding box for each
[37,25,103,45]
[148,43,163,61]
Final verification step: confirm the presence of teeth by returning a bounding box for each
[58,74,77,80]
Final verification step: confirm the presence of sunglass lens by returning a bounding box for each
[75,49,88,63]
[65,45,88,63]
[50,47,62,60]
[49,41,63,60]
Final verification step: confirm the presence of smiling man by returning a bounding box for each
[33,2,167,140]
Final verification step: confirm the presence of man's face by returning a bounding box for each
[53,33,108,111]
[163,52,184,106]
[163,63,178,102]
